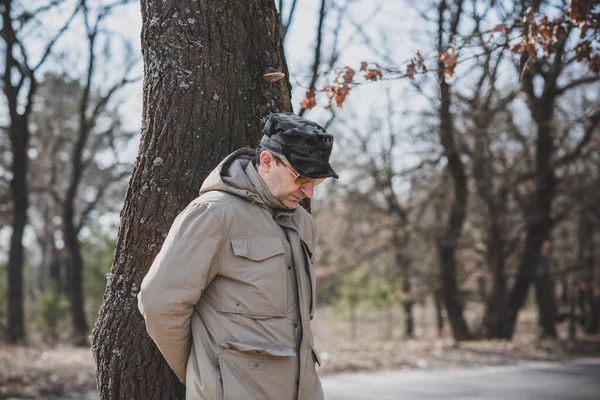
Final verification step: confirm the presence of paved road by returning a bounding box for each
[321,358,600,400]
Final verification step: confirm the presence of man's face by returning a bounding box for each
[257,151,317,209]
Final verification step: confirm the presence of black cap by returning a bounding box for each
[259,112,339,179]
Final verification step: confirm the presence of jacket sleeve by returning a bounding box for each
[138,200,223,383]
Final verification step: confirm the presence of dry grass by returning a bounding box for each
[0,345,96,399]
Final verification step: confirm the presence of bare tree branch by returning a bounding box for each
[555,76,600,96]
[15,0,67,33]
[515,108,600,185]
[280,0,298,42]
[32,2,80,73]
[75,169,130,234]
[299,0,327,117]
[554,109,600,167]
[328,1,350,67]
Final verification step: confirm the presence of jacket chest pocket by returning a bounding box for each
[217,237,287,317]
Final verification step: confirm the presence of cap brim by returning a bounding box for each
[280,150,339,180]
[296,162,339,180]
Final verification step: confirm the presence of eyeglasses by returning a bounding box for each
[273,155,325,186]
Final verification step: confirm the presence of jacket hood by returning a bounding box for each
[199,148,290,210]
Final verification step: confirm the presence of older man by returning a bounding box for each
[138,112,338,400]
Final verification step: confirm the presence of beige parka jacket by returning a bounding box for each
[138,149,323,400]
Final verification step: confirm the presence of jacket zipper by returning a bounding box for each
[284,228,302,400]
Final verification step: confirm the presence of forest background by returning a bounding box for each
[1,0,599,398]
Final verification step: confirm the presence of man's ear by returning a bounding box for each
[259,151,273,170]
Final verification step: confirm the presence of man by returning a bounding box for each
[138,112,338,400]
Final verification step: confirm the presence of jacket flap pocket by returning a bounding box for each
[311,346,322,366]
[302,240,315,261]
[231,238,284,261]
[220,341,296,357]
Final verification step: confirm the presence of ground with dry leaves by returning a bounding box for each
[1,305,599,399]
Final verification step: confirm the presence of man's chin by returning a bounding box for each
[283,199,300,209]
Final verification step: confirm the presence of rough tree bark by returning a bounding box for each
[91,1,292,398]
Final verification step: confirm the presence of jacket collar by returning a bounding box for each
[199,148,297,215]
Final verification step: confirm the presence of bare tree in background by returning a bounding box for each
[447,1,520,339]
[27,69,135,344]
[576,167,600,334]
[342,105,420,337]
[0,0,79,343]
[434,0,473,341]
[59,0,139,345]
[494,0,600,339]
[279,0,299,41]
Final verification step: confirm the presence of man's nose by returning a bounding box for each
[300,181,315,199]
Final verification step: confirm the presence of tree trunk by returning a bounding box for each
[499,2,568,338]
[91,1,291,398]
[502,227,546,338]
[393,233,414,338]
[435,71,471,341]
[579,211,599,334]
[560,277,569,309]
[63,203,89,346]
[502,110,556,339]
[534,253,557,338]
[437,243,472,340]
[471,109,511,339]
[586,297,600,334]
[402,271,414,338]
[435,0,472,341]
[3,0,30,343]
[481,231,508,339]
[49,246,63,294]
[349,300,358,342]
[434,288,444,336]
[7,116,29,343]
[477,268,487,303]
[569,280,577,342]
[37,199,54,293]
